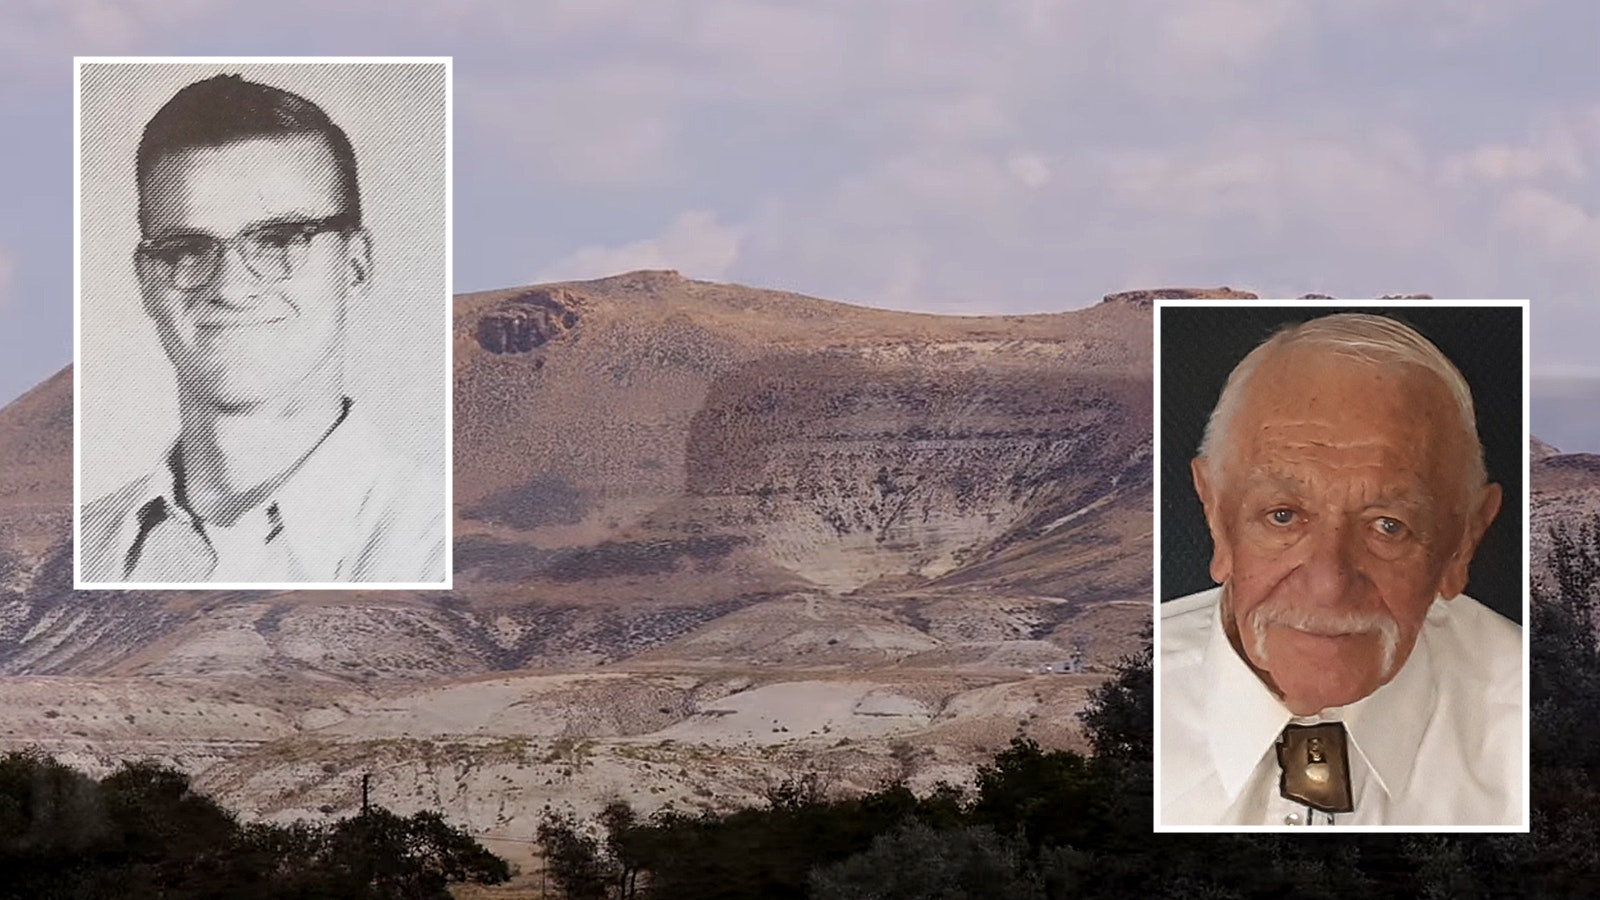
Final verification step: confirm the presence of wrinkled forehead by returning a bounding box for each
[1229,346,1471,485]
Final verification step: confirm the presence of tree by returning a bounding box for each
[1532,521,1600,773]
[0,749,107,856]
[538,810,615,900]
[317,807,511,899]
[1076,632,1152,850]
[599,800,651,900]
[99,759,240,896]
[809,822,1044,900]
[0,753,510,900]
[0,750,112,900]
[1521,517,1600,896]
[971,737,1102,852]
[1077,634,1151,770]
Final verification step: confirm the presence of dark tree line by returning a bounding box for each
[0,755,509,899]
[537,523,1600,899]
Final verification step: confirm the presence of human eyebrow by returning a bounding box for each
[145,212,332,242]
[1361,477,1437,513]
[143,226,216,243]
[1361,497,1428,515]
[239,211,334,232]
[1240,469,1310,499]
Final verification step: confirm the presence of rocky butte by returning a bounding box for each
[0,270,1163,866]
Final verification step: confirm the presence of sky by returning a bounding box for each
[3,0,1599,409]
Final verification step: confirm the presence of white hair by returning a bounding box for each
[1197,312,1487,497]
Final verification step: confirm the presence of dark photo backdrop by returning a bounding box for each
[1159,304,1525,625]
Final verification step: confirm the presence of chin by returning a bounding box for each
[1277,676,1380,714]
[1257,640,1387,713]
[178,360,331,413]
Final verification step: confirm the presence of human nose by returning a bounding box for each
[1289,520,1365,606]
[203,241,263,308]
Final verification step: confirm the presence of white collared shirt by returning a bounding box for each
[1160,586,1523,827]
[79,399,445,585]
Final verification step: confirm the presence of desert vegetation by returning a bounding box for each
[0,755,509,899]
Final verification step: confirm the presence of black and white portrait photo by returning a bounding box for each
[74,59,451,589]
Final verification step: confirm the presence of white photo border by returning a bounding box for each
[1151,297,1531,834]
[71,55,454,591]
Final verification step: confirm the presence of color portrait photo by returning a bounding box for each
[1156,301,1528,830]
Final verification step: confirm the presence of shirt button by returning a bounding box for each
[1284,812,1301,825]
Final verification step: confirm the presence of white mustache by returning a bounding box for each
[1247,600,1401,679]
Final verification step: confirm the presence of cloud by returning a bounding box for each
[1442,143,1584,185]
[1158,0,1301,67]
[3,0,1600,376]
[1,0,218,63]
[1006,153,1052,190]
[1103,127,1444,248]
[460,65,681,189]
[536,210,744,283]
[1496,188,1600,264]
[1439,113,1592,186]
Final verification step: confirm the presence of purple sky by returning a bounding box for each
[3,1,1598,407]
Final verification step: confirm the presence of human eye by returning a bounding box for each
[146,234,214,263]
[1371,516,1409,539]
[1266,508,1298,527]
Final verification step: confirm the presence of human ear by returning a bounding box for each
[1192,457,1233,585]
[1438,481,1502,599]
[344,227,373,290]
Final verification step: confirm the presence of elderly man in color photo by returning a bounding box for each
[1160,313,1521,826]
[80,73,443,584]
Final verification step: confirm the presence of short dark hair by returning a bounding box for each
[136,74,361,233]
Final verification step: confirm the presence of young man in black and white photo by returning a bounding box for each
[79,71,445,585]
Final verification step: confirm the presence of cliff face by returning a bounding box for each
[2,272,1153,678]
[448,270,1151,613]
[471,287,584,356]
[0,273,1155,858]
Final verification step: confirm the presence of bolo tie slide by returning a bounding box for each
[1275,721,1354,821]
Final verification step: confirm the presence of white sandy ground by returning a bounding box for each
[0,665,1102,872]
[0,584,1117,874]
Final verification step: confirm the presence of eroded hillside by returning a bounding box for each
[0,271,1157,864]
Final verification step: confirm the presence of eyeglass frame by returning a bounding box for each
[135,212,361,291]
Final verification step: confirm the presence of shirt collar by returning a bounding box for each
[1200,593,1294,801]
[1340,601,1439,800]
[120,397,383,581]
[264,397,384,578]
[1200,587,1443,804]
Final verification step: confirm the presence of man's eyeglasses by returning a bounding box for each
[136,213,357,291]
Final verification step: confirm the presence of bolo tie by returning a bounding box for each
[1275,722,1354,825]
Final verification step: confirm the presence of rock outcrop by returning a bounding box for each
[471,287,584,355]
[1099,287,1258,308]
